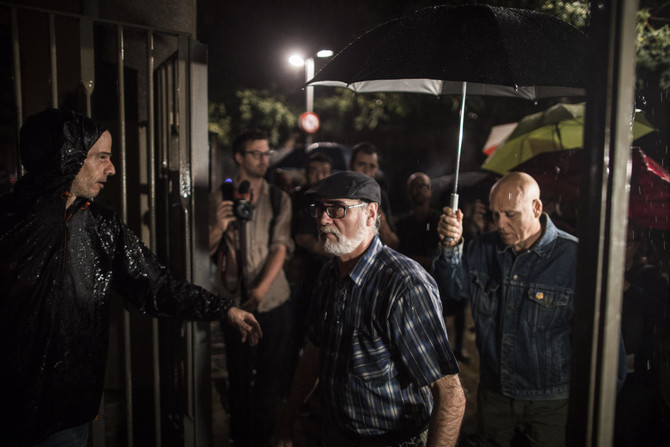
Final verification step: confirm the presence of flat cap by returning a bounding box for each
[306,171,381,203]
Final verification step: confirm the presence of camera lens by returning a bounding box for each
[235,200,253,221]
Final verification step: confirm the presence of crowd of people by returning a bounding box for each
[1,111,669,447]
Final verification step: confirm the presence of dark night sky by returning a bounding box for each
[198,0,485,102]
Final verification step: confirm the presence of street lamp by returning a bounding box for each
[288,49,333,114]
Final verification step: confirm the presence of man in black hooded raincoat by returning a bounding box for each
[0,109,262,446]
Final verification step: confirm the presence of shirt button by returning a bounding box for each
[512,274,518,280]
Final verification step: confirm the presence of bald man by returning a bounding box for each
[432,172,579,446]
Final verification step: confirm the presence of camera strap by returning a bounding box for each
[216,220,248,302]
[235,219,249,303]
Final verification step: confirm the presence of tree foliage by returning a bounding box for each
[637,8,670,90]
[540,1,670,90]
[540,1,590,29]
[208,102,232,146]
[209,90,298,148]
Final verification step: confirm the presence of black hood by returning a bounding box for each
[15,109,106,198]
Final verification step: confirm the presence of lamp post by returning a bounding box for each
[289,50,333,145]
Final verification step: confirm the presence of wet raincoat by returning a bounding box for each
[0,109,233,445]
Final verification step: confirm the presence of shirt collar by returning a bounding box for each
[497,213,557,257]
[325,235,382,286]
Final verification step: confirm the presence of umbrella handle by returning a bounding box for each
[443,193,460,242]
[449,192,459,212]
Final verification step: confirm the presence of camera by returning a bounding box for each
[233,199,253,221]
[222,180,253,222]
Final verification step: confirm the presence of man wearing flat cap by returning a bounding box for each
[277,171,465,447]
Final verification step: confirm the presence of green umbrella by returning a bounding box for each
[482,102,657,175]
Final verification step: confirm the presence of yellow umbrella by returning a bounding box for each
[482,102,657,175]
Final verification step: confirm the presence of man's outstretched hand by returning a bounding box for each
[226,307,263,346]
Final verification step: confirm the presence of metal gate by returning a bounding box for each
[0,3,213,446]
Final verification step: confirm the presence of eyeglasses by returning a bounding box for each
[244,150,274,160]
[308,202,367,219]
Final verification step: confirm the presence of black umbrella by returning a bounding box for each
[308,4,587,211]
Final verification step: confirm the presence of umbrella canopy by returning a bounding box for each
[512,148,670,230]
[482,123,518,156]
[307,4,588,210]
[309,4,587,99]
[483,103,658,175]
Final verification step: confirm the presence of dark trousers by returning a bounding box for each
[477,386,568,447]
[223,300,292,447]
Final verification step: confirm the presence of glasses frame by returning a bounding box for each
[308,202,367,219]
[244,150,274,160]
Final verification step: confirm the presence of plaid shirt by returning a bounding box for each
[307,236,459,439]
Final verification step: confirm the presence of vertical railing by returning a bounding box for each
[79,18,94,117]
[116,24,135,447]
[5,3,200,446]
[176,35,196,446]
[189,40,213,447]
[146,29,163,447]
[10,7,23,176]
[48,14,58,108]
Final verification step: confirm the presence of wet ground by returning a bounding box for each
[210,303,480,445]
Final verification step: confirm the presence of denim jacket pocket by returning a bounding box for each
[350,328,393,384]
[525,285,572,330]
[472,271,500,317]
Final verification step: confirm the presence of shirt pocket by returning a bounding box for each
[350,328,393,384]
[472,271,500,318]
[525,285,573,330]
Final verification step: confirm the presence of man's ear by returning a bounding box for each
[234,151,243,166]
[366,202,379,226]
[533,199,543,218]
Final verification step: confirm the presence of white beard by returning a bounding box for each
[320,213,368,257]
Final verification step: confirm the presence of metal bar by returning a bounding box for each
[117,26,128,223]
[159,62,170,262]
[305,57,315,146]
[178,36,192,283]
[0,1,192,38]
[568,0,638,445]
[176,35,196,446]
[146,30,162,447]
[116,24,134,447]
[49,14,58,108]
[10,7,24,176]
[79,18,95,117]
[189,39,214,447]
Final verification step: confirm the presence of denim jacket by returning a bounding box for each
[432,214,578,400]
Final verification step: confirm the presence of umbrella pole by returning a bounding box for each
[443,82,466,243]
[450,81,467,212]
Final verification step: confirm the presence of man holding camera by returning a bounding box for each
[209,129,294,447]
